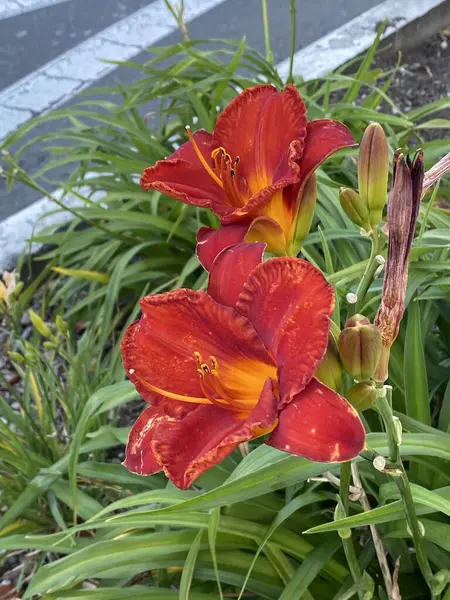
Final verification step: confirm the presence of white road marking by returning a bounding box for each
[0,0,76,21]
[277,0,445,79]
[0,187,104,270]
[0,0,446,270]
[0,0,229,141]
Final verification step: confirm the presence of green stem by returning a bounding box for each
[339,461,352,511]
[261,0,273,64]
[353,232,381,315]
[339,462,364,600]
[287,0,296,83]
[376,386,439,599]
[375,387,399,464]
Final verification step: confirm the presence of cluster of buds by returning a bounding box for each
[340,123,389,233]
[337,314,381,411]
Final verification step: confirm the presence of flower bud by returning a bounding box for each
[56,315,69,335]
[8,351,26,365]
[292,172,317,255]
[358,123,389,229]
[346,381,377,412]
[334,495,352,539]
[339,188,371,231]
[315,330,343,392]
[29,309,52,338]
[0,271,18,308]
[338,314,382,381]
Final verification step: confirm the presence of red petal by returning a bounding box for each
[123,404,163,475]
[297,120,355,188]
[140,130,230,217]
[268,378,365,462]
[208,242,265,308]
[152,378,278,489]
[236,258,334,405]
[121,289,275,404]
[212,85,307,196]
[196,223,251,270]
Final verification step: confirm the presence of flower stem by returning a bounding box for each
[376,386,439,599]
[287,0,296,83]
[353,232,381,315]
[351,462,396,599]
[261,0,274,64]
[339,462,364,600]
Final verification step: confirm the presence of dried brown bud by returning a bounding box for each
[374,150,424,382]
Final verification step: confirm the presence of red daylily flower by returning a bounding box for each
[122,244,365,489]
[140,84,355,258]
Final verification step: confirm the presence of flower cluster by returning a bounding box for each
[121,84,367,489]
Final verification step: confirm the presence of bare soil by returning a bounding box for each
[376,31,450,135]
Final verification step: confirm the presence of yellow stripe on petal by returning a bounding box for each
[135,375,215,405]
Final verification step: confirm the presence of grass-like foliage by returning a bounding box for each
[0,6,449,600]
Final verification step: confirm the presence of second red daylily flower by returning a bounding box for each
[122,244,365,489]
[141,84,355,259]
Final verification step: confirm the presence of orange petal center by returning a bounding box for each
[133,351,278,421]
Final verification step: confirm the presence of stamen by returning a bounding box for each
[210,356,218,372]
[135,375,212,404]
[185,126,223,189]
[193,352,251,412]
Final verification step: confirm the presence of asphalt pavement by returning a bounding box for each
[0,0,447,272]
[0,0,387,221]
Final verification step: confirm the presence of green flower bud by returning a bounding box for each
[339,187,371,231]
[43,341,58,351]
[55,314,69,335]
[338,314,382,381]
[346,381,377,412]
[29,309,52,338]
[334,495,352,539]
[8,351,26,365]
[292,172,317,255]
[358,123,389,229]
[315,331,343,392]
